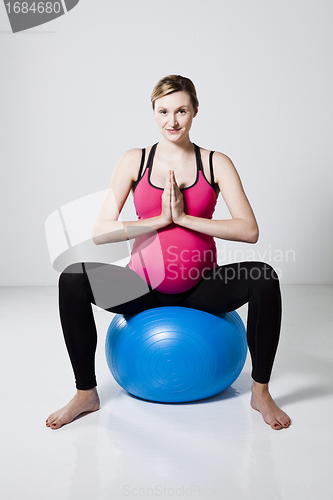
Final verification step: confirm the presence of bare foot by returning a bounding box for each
[46,388,100,430]
[250,381,291,430]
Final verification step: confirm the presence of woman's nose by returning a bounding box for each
[168,114,178,127]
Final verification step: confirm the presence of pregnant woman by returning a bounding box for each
[46,75,291,430]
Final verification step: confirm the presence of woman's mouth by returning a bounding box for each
[167,129,181,134]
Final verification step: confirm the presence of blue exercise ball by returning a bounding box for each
[105,306,247,403]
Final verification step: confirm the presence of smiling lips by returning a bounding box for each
[167,128,181,134]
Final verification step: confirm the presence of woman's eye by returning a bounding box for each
[160,110,167,114]
[178,109,186,114]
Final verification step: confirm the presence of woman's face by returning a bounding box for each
[153,91,198,143]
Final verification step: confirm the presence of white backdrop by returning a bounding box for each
[1,0,332,285]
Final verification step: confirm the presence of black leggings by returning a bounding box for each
[59,261,282,390]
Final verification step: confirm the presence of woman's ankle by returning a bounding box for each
[76,387,98,396]
[251,380,269,393]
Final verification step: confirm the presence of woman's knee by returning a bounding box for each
[246,262,280,297]
[249,262,279,281]
[58,263,87,291]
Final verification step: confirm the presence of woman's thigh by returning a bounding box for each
[68,262,161,314]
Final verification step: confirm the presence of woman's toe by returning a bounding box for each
[46,414,58,427]
[50,419,62,429]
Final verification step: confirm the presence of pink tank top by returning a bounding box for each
[128,143,219,293]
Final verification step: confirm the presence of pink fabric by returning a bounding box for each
[128,155,218,293]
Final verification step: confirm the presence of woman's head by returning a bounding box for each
[151,75,199,112]
[151,75,199,143]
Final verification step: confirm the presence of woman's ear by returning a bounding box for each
[193,106,198,118]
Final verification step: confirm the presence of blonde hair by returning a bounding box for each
[151,75,199,111]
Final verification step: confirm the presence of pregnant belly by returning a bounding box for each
[128,226,217,293]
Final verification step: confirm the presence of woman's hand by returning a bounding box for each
[170,170,186,224]
[160,170,186,225]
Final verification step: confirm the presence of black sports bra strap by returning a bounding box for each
[147,143,158,169]
[134,144,157,186]
[137,148,146,181]
[209,151,216,186]
[194,144,203,172]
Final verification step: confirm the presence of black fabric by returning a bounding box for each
[209,150,215,185]
[194,143,203,172]
[132,148,146,190]
[59,261,281,389]
[137,148,146,181]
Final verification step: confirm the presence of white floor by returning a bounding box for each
[1,285,332,500]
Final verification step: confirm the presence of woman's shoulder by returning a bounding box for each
[198,146,234,168]
[114,146,156,186]
[119,147,143,162]
[107,148,143,188]
[120,145,156,162]
[115,147,144,176]
[202,148,242,194]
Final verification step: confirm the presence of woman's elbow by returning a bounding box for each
[248,225,259,244]
[92,226,102,245]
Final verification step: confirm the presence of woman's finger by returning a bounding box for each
[171,170,179,199]
[170,171,175,197]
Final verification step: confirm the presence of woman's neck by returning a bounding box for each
[157,136,194,160]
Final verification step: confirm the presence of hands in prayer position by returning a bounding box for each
[161,170,186,225]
